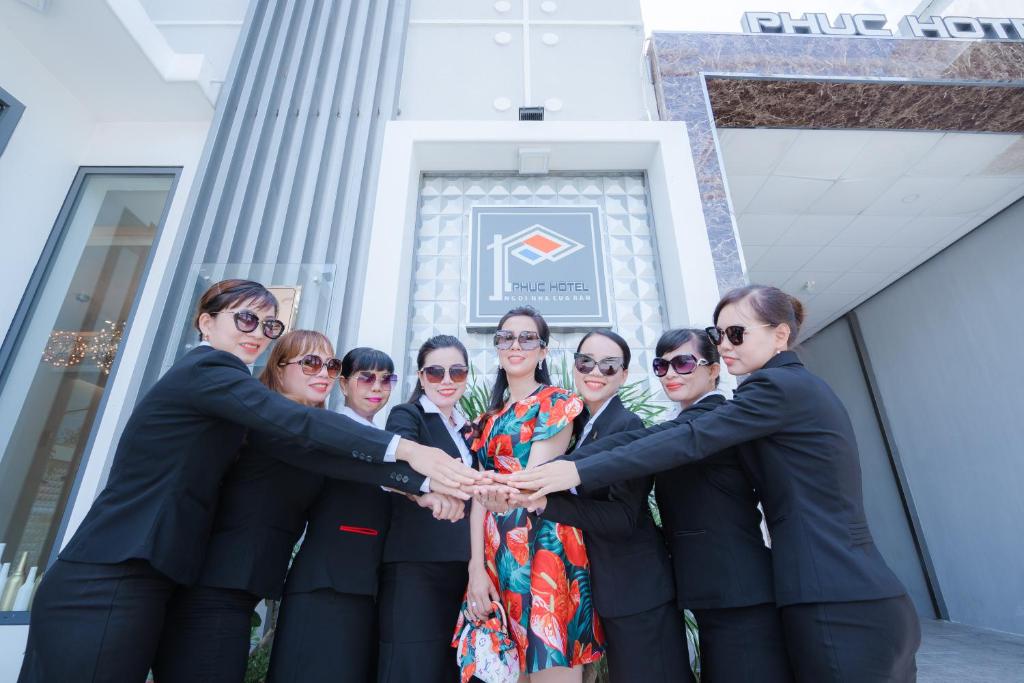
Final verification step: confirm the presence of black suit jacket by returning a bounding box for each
[539,396,675,618]
[382,402,472,563]
[60,345,401,584]
[572,352,907,607]
[654,394,774,610]
[197,432,424,599]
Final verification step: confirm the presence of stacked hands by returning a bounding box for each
[399,441,582,522]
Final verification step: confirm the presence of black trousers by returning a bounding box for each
[602,601,693,683]
[17,558,176,683]
[151,584,261,682]
[693,602,793,683]
[268,588,377,683]
[377,561,467,683]
[781,594,921,683]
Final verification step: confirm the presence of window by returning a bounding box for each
[0,85,25,158]
[0,168,177,615]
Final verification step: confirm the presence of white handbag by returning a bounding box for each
[454,600,521,683]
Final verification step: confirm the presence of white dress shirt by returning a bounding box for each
[579,397,614,445]
[419,396,474,468]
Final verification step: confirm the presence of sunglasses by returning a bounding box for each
[280,354,342,379]
[493,330,546,351]
[421,364,469,383]
[705,324,774,346]
[573,353,624,377]
[216,309,285,339]
[350,371,398,389]
[652,354,710,377]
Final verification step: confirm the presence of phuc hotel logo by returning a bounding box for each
[469,206,611,327]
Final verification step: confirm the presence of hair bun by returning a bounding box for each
[789,295,806,328]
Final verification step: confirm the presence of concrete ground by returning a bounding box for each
[918,618,1024,682]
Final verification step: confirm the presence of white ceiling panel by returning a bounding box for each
[718,128,798,175]
[842,131,943,179]
[922,177,1024,216]
[908,132,1022,178]
[754,245,821,272]
[773,130,873,179]
[882,216,966,248]
[725,175,768,213]
[776,214,854,246]
[808,177,896,215]
[802,245,873,272]
[832,215,912,246]
[736,213,797,245]
[863,176,961,216]
[723,128,1024,339]
[745,176,833,214]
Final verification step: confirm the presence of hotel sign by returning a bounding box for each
[468,206,611,328]
[741,12,1024,40]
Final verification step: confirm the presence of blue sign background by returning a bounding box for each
[468,206,611,327]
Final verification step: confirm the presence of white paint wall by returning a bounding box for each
[0,20,95,345]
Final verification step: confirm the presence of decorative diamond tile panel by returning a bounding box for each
[403,174,675,414]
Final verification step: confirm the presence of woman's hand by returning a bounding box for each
[506,460,581,500]
[466,562,500,622]
[510,491,546,514]
[397,440,482,489]
[415,492,465,522]
[473,484,516,514]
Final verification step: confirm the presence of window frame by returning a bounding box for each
[0,167,180,623]
[0,85,25,157]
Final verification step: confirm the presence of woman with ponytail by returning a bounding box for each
[510,285,921,683]
[457,307,604,683]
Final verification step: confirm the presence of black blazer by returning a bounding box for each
[539,396,675,619]
[572,352,907,607]
[382,402,472,563]
[197,432,425,599]
[654,394,774,610]
[60,345,399,585]
[283,475,391,597]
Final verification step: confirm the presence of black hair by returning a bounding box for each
[713,284,805,347]
[194,279,278,341]
[407,334,469,404]
[656,328,720,386]
[340,347,394,377]
[576,329,631,368]
[476,307,553,433]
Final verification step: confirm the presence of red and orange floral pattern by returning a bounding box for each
[461,386,604,673]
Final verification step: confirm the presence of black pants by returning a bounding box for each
[781,594,921,683]
[17,558,176,683]
[268,588,377,683]
[377,561,466,683]
[693,602,793,683]
[151,584,261,682]
[602,601,693,683]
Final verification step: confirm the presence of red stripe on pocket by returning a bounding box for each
[338,525,379,536]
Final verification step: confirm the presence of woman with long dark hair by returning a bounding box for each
[650,328,791,682]
[17,279,478,683]
[509,285,921,682]
[456,306,604,683]
[524,329,690,682]
[377,334,474,682]
[151,331,437,682]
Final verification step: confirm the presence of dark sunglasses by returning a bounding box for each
[705,324,773,346]
[280,354,342,378]
[421,364,469,383]
[573,353,624,377]
[652,354,710,377]
[216,309,285,339]
[493,330,546,351]
[351,371,398,388]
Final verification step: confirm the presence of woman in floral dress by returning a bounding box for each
[457,306,605,682]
